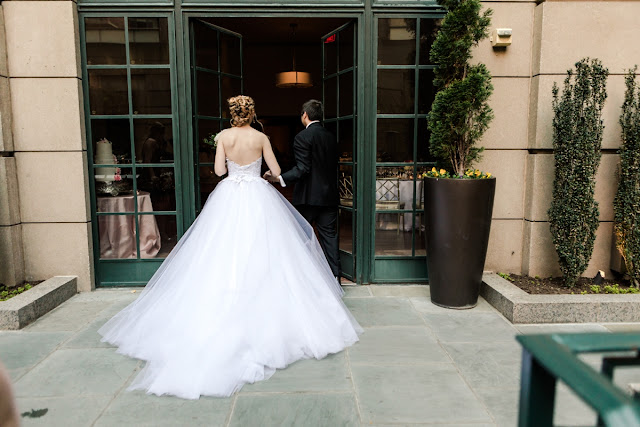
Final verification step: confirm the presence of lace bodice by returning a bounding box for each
[225,156,263,183]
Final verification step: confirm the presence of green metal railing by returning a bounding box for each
[517,333,640,427]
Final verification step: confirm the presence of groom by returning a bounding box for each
[265,99,340,280]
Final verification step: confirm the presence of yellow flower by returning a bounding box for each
[439,169,446,175]
[486,173,492,178]
[475,170,481,176]
[431,167,437,172]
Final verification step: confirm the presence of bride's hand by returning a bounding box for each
[263,171,273,180]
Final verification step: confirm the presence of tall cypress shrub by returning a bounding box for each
[427,0,493,177]
[549,58,609,287]
[614,67,640,288]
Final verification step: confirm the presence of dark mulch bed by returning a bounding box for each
[0,280,45,302]
[500,273,638,295]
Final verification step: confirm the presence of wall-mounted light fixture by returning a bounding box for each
[491,28,512,48]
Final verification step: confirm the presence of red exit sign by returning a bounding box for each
[325,35,336,43]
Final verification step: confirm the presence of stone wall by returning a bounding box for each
[3,1,93,291]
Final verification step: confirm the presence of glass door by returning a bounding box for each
[322,22,357,280]
[189,20,243,213]
[81,14,182,287]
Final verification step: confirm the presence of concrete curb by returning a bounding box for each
[481,273,640,324]
[0,276,77,330]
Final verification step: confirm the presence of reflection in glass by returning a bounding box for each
[324,77,337,119]
[196,70,220,117]
[85,17,126,65]
[324,34,337,76]
[339,71,354,117]
[339,26,354,71]
[88,69,128,115]
[417,119,434,162]
[134,119,173,164]
[128,17,170,65]
[377,69,415,114]
[137,165,176,215]
[94,167,133,204]
[198,166,223,209]
[419,18,441,66]
[98,214,137,259]
[91,119,132,164]
[377,119,414,163]
[194,22,219,71]
[324,121,337,139]
[338,119,354,162]
[220,32,241,76]
[197,119,220,168]
[374,227,412,256]
[339,165,354,208]
[378,18,416,65]
[141,214,177,259]
[131,69,172,115]
[221,76,242,115]
[339,209,353,254]
[418,69,436,115]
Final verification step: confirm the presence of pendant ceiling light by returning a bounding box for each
[276,23,313,88]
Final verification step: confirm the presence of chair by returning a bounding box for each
[375,179,404,234]
[339,173,354,207]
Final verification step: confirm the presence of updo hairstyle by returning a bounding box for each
[227,95,255,127]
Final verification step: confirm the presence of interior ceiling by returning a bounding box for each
[202,17,352,44]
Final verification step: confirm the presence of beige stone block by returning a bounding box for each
[0,156,20,226]
[529,74,626,150]
[536,2,640,75]
[585,221,614,279]
[485,219,523,275]
[0,76,12,152]
[596,154,619,222]
[522,220,561,278]
[0,224,24,287]
[472,2,535,77]
[15,151,90,223]
[11,78,85,151]
[0,7,8,78]
[531,2,544,76]
[524,153,554,222]
[480,77,530,150]
[476,149,526,219]
[22,221,93,291]
[4,2,81,77]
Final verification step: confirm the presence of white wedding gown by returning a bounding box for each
[98,156,362,399]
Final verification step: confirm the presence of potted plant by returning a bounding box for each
[423,0,495,308]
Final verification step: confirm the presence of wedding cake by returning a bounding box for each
[95,139,117,182]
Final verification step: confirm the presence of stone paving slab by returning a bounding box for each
[2,287,639,426]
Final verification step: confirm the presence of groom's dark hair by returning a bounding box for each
[301,100,323,122]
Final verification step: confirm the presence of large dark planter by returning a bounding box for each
[424,177,496,309]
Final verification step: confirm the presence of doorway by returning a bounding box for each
[187,17,359,280]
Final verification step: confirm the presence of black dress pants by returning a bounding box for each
[297,204,340,277]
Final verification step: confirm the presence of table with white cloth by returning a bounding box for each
[375,179,424,231]
[97,191,161,259]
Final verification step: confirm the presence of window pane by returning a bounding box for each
[129,17,170,65]
[197,119,221,164]
[324,77,337,119]
[196,70,220,117]
[417,118,435,163]
[88,69,129,115]
[375,221,412,255]
[133,119,173,164]
[375,169,412,256]
[142,215,177,259]
[137,165,176,213]
[419,18,440,66]
[98,214,137,259]
[131,69,172,115]
[339,26,354,71]
[221,76,242,117]
[324,34,337,76]
[378,18,416,65]
[339,208,353,254]
[198,166,223,210]
[194,22,219,71]
[324,120,337,140]
[220,32,241,76]
[95,167,134,209]
[339,71,354,117]
[338,119,354,162]
[91,119,132,165]
[377,69,415,114]
[85,17,126,65]
[418,69,436,115]
[377,118,414,163]
[339,164,354,208]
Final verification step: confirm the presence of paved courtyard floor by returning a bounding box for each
[2,285,640,427]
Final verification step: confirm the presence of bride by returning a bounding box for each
[98,95,362,399]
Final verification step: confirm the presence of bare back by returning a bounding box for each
[214,125,281,177]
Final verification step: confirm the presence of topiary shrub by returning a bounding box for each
[614,66,640,288]
[549,58,609,288]
[427,0,493,177]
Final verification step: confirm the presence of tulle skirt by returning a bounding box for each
[98,177,362,399]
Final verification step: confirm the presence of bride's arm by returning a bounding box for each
[214,137,227,177]
[262,136,281,177]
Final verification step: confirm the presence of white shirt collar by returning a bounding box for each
[306,120,320,129]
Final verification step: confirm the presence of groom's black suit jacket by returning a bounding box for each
[281,122,338,207]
